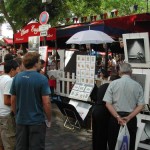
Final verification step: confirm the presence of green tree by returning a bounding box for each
[0,0,67,33]
[0,0,149,33]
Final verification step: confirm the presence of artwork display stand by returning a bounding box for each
[69,55,96,120]
[123,32,150,150]
[132,69,150,150]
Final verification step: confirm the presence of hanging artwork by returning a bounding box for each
[123,32,150,68]
[28,36,40,51]
[132,69,150,104]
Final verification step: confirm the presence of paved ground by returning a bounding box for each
[45,103,147,150]
[45,103,92,150]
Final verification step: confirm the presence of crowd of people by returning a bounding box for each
[0,51,52,150]
[0,48,145,150]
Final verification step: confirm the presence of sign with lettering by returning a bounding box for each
[40,31,47,36]
[39,24,50,32]
[13,23,56,43]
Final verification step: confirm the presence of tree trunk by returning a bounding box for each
[0,0,17,33]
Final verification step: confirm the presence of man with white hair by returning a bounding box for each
[103,63,145,150]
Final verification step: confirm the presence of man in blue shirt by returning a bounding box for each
[10,52,51,150]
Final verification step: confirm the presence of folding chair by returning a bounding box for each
[54,100,83,130]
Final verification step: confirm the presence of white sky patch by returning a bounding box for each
[1,23,13,38]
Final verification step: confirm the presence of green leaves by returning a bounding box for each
[0,0,149,33]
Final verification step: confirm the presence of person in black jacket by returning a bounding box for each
[92,74,120,150]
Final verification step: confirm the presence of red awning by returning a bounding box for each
[3,38,13,45]
[104,13,150,34]
[14,22,56,44]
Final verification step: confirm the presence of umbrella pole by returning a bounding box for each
[104,44,108,72]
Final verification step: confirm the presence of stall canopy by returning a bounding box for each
[3,38,13,45]
[57,13,150,39]
[14,22,56,44]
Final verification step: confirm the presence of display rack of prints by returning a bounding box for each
[69,55,96,101]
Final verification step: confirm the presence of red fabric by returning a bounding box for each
[48,79,56,89]
[3,38,13,45]
[104,13,150,34]
[14,22,56,43]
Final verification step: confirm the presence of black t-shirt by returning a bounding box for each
[96,83,109,105]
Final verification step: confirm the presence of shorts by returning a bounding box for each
[0,113,16,150]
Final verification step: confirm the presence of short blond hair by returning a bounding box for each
[23,52,40,69]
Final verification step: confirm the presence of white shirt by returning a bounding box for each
[0,74,12,116]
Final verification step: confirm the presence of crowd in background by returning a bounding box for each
[0,51,52,150]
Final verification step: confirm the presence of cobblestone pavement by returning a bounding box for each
[45,103,92,150]
[45,103,148,150]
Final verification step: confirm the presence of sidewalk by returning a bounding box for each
[45,103,92,150]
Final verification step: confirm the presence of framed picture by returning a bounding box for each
[85,86,93,93]
[79,85,85,91]
[76,76,80,83]
[72,84,80,90]
[90,63,95,70]
[77,62,81,70]
[85,63,90,70]
[80,70,86,77]
[86,56,90,62]
[76,70,80,77]
[90,56,96,63]
[80,77,85,84]
[28,36,40,51]
[81,55,86,62]
[123,32,150,68]
[80,63,85,70]
[85,70,90,77]
[132,69,150,104]
[77,55,81,62]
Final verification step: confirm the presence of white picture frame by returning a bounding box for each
[77,62,81,70]
[77,55,81,62]
[28,36,40,51]
[85,86,93,93]
[85,63,90,70]
[76,70,80,77]
[80,69,86,77]
[81,55,86,62]
[123,32,150,68]
[90,56,96,63]
[86,56,90,62]
[78,85,85,92]
[76,76,80,83]
[72,84,80,90]
[132,69,150,104]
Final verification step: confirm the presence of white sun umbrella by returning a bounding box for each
[66,30,114,44]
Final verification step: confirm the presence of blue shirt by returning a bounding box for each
[10,71,51,125]
[103,75,145,112]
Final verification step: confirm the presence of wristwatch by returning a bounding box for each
[116,115,120,119]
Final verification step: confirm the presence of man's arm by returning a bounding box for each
[4,95,11,106]
[42,95,51,122]
[106,102,126,125]
[11,95,16,114]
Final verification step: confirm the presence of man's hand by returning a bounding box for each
[45,120,51,128]
[117,117,126,126]
[122,116,131,123]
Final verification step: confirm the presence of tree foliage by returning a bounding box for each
[0,0,149,33]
